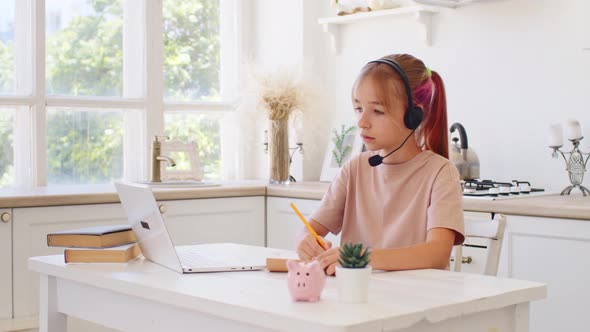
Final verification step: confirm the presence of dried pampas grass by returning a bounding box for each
[257,70,306,121]
[256,69,306,183]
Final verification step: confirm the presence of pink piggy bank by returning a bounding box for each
[287,260,326,302]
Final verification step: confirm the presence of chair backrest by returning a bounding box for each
[451,214,506,276]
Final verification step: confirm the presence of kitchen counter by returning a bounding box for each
[463,194,590,220]
[267,181,330,200]
[270,182,590,220]
[1,181,588,220]
[0,181,267,208]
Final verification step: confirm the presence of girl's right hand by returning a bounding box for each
[296,233,332,261]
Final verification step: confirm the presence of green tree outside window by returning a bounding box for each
[0,0,223,185]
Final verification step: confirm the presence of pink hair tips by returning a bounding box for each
[413,77,434,108]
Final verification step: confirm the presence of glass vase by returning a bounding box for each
[269,118,290,184]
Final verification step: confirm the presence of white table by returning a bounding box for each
[29,249,546,332]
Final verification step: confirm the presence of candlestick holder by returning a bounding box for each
[263,129,303,157]
[288,143,304,182]
[550,137,590,196]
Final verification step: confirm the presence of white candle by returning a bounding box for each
[292,110,304,144]
[548,124,563,147]
[566,119,583,140]
[263,129,268,144]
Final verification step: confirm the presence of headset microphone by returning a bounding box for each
[365,58,424,167]
[368,154,384,167]
[368,129,416,167]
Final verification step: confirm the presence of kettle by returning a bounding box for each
[449,123,480,180]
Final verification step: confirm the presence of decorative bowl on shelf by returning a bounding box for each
[367,0,402,10]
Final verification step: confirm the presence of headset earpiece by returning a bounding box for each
[404,106,423,130]
[369,58,423,130]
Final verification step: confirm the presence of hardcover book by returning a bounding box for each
[64,243,142,263]
[47,225,136,248]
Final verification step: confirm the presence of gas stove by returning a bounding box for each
[462,179,550,200]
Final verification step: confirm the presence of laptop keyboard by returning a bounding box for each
[176,247,221,268]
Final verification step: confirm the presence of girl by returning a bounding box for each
[296,54,464,276]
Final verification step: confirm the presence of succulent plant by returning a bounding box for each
[338,242,371,269]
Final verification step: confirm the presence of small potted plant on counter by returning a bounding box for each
[335,242,372,303]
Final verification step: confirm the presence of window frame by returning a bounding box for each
[0,0,241,187]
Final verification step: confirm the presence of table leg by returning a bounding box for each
[38,274,67,332]
[514,302,530,332]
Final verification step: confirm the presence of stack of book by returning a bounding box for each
[47,225,141,263]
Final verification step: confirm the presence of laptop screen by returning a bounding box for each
[115,181,184,272]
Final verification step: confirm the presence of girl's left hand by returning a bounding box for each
[316,246,340,276]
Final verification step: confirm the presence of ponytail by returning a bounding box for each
[421,70,448,159]
[369,54,449,158]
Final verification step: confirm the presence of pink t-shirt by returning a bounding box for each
[311,150,465,249]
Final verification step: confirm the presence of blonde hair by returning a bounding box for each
[354,54,449,158]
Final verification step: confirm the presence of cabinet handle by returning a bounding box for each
[158,204,167,213]
[1,212,10,223]
[450,256,473,264]
[462,256,472,264]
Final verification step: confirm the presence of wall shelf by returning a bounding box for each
[318,6,440,54]
[413,0,501,8]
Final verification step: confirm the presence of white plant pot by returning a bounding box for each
[335,266,372,303]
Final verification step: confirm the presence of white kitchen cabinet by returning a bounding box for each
[10,196,265,331]
[12,203,128,322]
[159,196,265,246]
[0,209,12,321]
[496,214,590,332]
[266,197,340,250]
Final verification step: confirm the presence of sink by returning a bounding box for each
[139,180,221,188]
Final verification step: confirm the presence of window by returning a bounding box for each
[163,0,220,101]
[46,107,124,185]
[0,0,239,188]
[164,112,222,180]
[0,1,15,94]
[46,0,124,97]
[162,0,237,180]
[0,1,17,187]
[0,108,14,187]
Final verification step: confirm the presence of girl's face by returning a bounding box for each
[352,76,412,154]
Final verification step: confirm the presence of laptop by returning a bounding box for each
[114,181,267,273]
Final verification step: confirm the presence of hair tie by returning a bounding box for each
[426,67,432,78]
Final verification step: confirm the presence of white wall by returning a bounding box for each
[250,0,590,192]
[243,0,330,182]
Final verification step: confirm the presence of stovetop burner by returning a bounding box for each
[462,179,545,198]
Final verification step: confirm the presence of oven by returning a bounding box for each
[455,180,553,274]
[461,179,551,200]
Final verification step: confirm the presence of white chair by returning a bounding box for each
[451,214,506,276]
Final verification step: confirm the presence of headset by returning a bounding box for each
[368,58,423,130]
[366,58,424,167]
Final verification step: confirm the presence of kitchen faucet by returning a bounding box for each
[151,135,176,182]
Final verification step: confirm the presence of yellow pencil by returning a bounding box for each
[290,202,327,250]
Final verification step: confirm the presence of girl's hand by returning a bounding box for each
[316,247,340,276]
[296,233,332,261]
